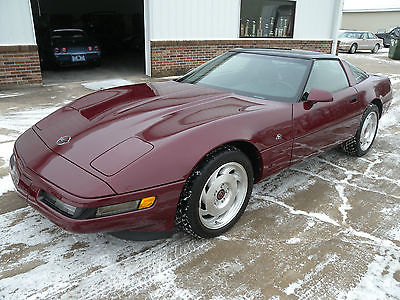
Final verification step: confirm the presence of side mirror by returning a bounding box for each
[307,88,333,103]
[303,89,333,110]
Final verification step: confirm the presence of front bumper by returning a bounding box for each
[338,44,352,51]
[10,132,185,234]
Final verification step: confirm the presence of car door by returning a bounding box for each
[360,32,370,49]
[291,59,363,165]
[368,32,379,49]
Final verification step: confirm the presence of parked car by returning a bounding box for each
[376,27,400,47]
[10,49,392,240]
[338,31,383,54]
[49,29,101,67]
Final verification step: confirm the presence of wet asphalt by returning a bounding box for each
[0,49,400,299]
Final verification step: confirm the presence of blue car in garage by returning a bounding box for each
[50,29,101,67]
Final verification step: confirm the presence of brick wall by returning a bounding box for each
[0,45,42,87]
[151,39,333,77]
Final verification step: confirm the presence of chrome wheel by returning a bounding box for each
[359,111,378,151]
[199,162,248,230]
[349,44,357,54]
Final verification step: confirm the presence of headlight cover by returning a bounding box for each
[91,137,153,176]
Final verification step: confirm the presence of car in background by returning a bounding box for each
[10,49,392,240]
[338,31,383,54]
[376,27,400,47]
[50,29,101,67]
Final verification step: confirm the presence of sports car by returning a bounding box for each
[49,29,101,67]
[10,49,392,240]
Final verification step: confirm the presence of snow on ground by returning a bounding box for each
[0,92,24,99]
[0,105,62,196]
[82,79,133,91]
[1,52,400,299]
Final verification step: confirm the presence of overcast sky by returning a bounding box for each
[344,0,400,10]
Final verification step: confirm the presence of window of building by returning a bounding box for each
[240,0,296,38]
[305,60,349,94]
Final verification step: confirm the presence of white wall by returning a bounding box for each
[148,0,341,41]
[342,11,400,32]
[148,0,241,40]
[0,0,36,45]
[294,0,339,39]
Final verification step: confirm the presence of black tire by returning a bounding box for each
[341,104,379,157]
[372,44,380,53]
[349,43,357,54]
[175,146,254,238]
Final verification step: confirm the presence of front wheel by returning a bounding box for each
[176,146,254,238]
[341,104,379,157]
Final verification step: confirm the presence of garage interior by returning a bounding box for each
[30,0,145,84]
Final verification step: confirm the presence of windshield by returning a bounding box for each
[339,32,363,39]
[179,52,311,102]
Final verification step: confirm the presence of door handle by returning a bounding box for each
[349,96,357,103]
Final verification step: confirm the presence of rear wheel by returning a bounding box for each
[372,44,380,53]
[341,104,379,157]
[349,43,357,54]
[176,146,254,238]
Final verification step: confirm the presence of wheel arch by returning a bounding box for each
[227,141,263,183]
[371,98,383,118]
[187,140,263,185]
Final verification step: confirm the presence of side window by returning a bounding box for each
[346,61,369,84]
[305,60,349,93]
[362,33,368,39]
[368,32,375,39]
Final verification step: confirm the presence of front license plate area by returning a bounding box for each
[72,55,86,62]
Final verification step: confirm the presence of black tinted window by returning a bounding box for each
[305,60,349,93]
[346,61,369,84]
[179,52,310,102]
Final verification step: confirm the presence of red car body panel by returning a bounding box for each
[11,51,393,235]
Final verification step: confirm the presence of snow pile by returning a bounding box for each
[0,106,61,196]
[82,79,133,91]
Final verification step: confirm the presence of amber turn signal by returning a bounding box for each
[138,196,156,210]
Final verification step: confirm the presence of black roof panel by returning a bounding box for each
[230,48,337,60]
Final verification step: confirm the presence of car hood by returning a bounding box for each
[34,81,270,177]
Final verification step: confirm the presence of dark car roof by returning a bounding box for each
[230,48,337,60]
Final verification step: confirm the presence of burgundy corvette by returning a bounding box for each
[10,49,392,240]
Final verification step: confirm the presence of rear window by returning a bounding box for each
[179,52,311,103]
[345,61,369,84]
[51,31,86,39]
[339,32,363,39]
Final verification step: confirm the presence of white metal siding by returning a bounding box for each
[148,0,340,41]
[149,0,241,40]
[0,0,36,45]
[342,11,400,33]
[294,0,338,39]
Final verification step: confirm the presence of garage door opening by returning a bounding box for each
[30,0,145,84]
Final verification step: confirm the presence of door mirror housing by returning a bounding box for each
[303,89,333,110]
[306,88,333,103]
